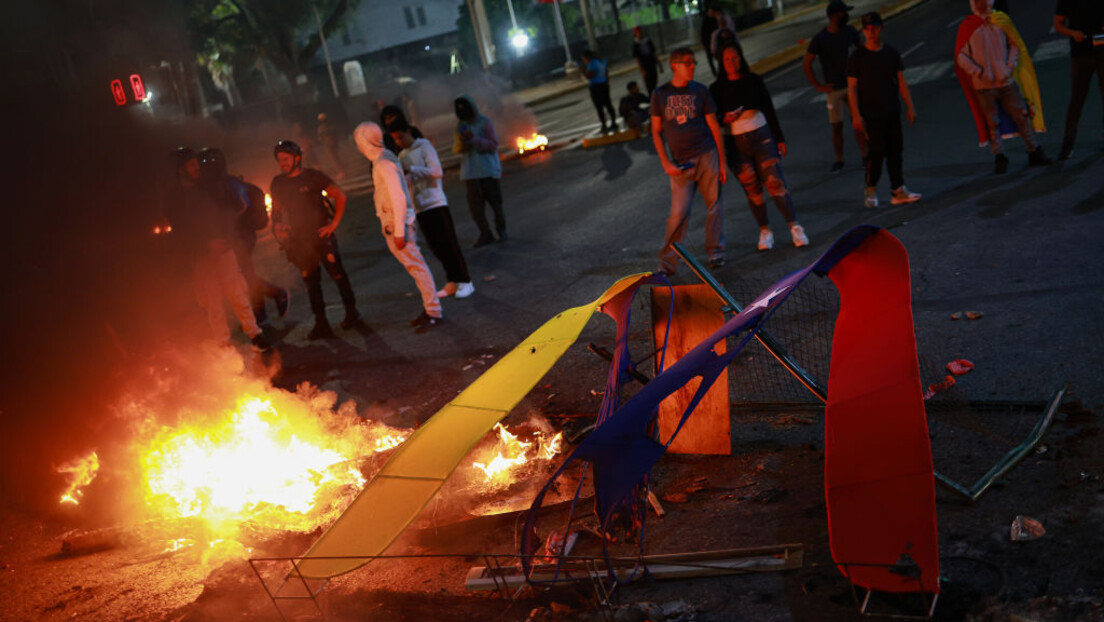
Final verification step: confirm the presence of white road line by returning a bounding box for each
[901,41,926,58]
[1033,39,1069,63]
[772,86,812,110]
[903,61,953,85]
[946,16,965,29]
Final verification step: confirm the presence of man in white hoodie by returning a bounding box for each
[387,118,474,299]
[353,122,443,332]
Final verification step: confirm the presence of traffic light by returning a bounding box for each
[109,73,146,105]
[129,74,146,101]
[110,79,127,106]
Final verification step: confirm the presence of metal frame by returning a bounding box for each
[837,560,938,619]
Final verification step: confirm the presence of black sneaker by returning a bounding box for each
[994,153,1009,175]
[829,161,845,173]
[473,232,495,248]
[410,311,431,327]
[1028,148,1053,166]
[708,257,725,269]
[251,334,273,352]
[275,289,290,318]
[414,315,443,333]
[1058,142,1073,161]
[341,310,363,329]
[308,320,335,340]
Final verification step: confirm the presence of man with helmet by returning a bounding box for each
[269,140,361,339]
[198,147,290,326]
[162,147,272,352]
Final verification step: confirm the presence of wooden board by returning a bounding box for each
[580,127,640,148]
[651,284,730,455]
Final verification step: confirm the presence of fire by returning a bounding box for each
[472,423,562,485]
[516,133,548,154]
[264,193,272,216]
[58,450,100,505]
[152,225,172,235]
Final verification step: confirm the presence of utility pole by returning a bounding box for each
[312,2,340,98]
[579,0,597,52]
[466,0,497,70]
[550,0,578,76]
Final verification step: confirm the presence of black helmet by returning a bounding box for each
[198,147,227,176]
[273,140,302,158]
[170,146,197,168]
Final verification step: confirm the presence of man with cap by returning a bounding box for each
[804,0,867,173]
[847,12,921,208]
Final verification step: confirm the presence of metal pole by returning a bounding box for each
[551,0,575,70]
[312,2,340,98]
[505,0,519,32]
[465,0,491,70]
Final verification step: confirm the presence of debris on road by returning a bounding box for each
[1010,515,1046,541]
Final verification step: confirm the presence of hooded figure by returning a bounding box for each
[452,94,506,247]
[354,122,443,331]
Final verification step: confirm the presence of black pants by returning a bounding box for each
[589,82,616,129]
[417,206,470,283]
[1063,51,1104,148]
[291,237,357,319]
[641,60,658,95]
[465,177,505,238]
[865,115,905,190]
[233,231,283,321]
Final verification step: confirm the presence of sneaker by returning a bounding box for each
[308,320,335,340]
[251,334,273,353]
[994,153,1009,175]
[790,223,809,248]
[890,186,921,205]
[829,161,845,173]
[709,256,725,269]
[1058,142,1073,161]
[757,229,774,251]
[454,282,476,298]
[274,288,291,318]
[414,315,443,333]
[864,187,879,209]
[436,282,459,298]
[340,310,363,329]
[410,311,431,327]
[473,232,495,248]
[1028,147,1053,166]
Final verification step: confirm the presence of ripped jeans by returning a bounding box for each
[724,126,796,227]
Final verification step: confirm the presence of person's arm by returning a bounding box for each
[757,77,786,156]
[1006,33,1019,70]
[407,145,443,182]
[956,37,983,77]
[847,75,865,136]
[377,162,409,248]
[1053,13,1086,42]
[471,119,499,153]
[802,52,832,93]
[651,117,681,176]
[705,113,727,185]
[897,70,916,125]
[318,181,346,238]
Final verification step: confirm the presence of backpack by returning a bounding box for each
[242,181,269,230]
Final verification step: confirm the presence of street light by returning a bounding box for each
[511,32,529,49]
[504,0,528,53]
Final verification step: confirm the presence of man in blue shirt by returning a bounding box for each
[649,48,728,273]
[581,50,618,133]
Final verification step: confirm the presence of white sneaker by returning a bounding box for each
[891,186,921,204]
[454,282,475,298]
[864,187,879,209]
[790,223,809,247]
[757,229,774,251]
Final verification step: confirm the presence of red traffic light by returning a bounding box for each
[129,74,146,101]
[110,79,127,106]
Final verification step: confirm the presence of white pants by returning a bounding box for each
[193,245,261,342]
[385,223,442,318]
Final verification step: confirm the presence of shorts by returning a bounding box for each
[826,88,849,124]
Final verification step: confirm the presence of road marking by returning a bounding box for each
[903,61,953,85]
[1033,39,1069,63]
[772,86,812,109]
[946,16,965,29]
[901,41,926,58]
[765,62,805,82]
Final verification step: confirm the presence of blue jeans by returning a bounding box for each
[659,149,725,273]
[725,125,796,228]
[975,83,1038,155]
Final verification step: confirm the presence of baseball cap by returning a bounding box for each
[826,0,853,16]
[861,12,884,27]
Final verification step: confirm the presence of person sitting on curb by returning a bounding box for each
[619,81,651,132]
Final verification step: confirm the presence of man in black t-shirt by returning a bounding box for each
[847,12,920,209]
[269,140,361,339]
[1054,0,1104,160]
[804,0,867,173]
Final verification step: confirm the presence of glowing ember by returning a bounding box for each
[58,451,100,505]
[472,424,562,485]
[152,225,172,235]
[516,133,548,154]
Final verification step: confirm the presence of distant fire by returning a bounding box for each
[153,225,172,235]
[57,451,100,505]
[472,423,562,486]
[264,193,272,216]
[516,133,548,155]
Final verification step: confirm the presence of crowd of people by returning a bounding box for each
[165,0,1102,349]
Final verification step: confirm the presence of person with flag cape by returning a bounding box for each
[954,0,1051,173]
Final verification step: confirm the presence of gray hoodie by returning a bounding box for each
[354,122,415,238]
[956,13,1018,90]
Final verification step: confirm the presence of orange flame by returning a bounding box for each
[471,424,562,485]
[264,193,272,216]
[58,450,100,505]
[516,133,548,154]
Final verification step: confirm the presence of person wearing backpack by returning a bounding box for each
[199,148,289,326]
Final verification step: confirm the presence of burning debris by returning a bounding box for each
[471,423,562,486]
[57,450,100,505]
[516,133,548,155]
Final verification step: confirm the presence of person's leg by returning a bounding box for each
[386,224,443,319]
[865,117,887,189]
[658,172,695,274]
[465,178,493,243]
[827,89,847,166]
[416,209,450,273]
[997,84,1039,151]
[214,246,262,338]
[319,239,359,322]
[974,87,1005,155]
[482,177,506,240]
[597,83,616,129]
[750,128,797,223]
[644,64,658,95]
[886,115,906,191]
[436,206,471,283]
[589,83,608,129]
[193,252,231,343]
[1062,54,1096,154]
[694,149,725,263]
[731,134,769,227]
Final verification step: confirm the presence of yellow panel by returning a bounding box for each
[380,405,505,479]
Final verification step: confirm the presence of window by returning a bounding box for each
[403,6,415,29]
[416,6,426,26]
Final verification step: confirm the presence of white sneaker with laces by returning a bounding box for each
[864,187,879,209]
[891,185,921,204]
[757,229,774,251]
[790,224,809,247]
[454,282,475,298]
